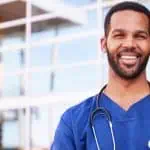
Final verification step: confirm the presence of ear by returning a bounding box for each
[100,37,107,53]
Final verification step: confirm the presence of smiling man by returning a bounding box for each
[51,1,150,150]
[103,10,149,80]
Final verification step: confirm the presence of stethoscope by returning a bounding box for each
[90,85,116,150]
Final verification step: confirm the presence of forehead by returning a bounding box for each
[109,10,149,33]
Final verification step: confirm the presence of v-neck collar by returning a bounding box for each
[99,93,150,121]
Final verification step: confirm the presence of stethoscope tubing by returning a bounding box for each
[90,85,116,150]
[92,125,101,150]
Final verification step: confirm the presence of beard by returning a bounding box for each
[106,47,149,80]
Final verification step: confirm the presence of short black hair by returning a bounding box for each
[104,1,150,37]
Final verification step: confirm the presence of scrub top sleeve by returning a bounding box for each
[51,112,76,150]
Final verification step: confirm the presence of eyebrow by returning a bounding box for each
[111,29,149,35]
[135,30,149,35]
[112,29,125,34]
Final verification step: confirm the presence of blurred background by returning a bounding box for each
[0,0,149,150]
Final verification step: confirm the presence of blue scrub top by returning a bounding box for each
[51,93,150,150]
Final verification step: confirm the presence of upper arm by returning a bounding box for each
[51,112,76,150]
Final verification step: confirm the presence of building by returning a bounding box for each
[0,0,149,150]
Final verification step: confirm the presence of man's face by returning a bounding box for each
[102,10,150,79]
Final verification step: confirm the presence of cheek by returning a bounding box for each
[107,40,122,53]
[141,43,150,56]
[146,43,150,55]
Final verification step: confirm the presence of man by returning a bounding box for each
[51,1,150,149]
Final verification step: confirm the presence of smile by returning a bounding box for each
[120,55,137,59]
[119,54,140,66]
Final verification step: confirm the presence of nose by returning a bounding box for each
[122,36,136,48]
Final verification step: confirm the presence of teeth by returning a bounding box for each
[121,56,137,59]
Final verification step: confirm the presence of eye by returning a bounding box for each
[113,34,125,39]
[136,35,146,40]
[135,33,148,40]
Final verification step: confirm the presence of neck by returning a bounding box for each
[105,70,150,110]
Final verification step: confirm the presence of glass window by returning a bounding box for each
[58,9,97,36]
[2,75,21,97]
[31,106,50,148]
[28,72,51,96]
[54,65,102,92]
[0,26,25,51]
[31,0,97,10]
[2,109,31,149]
[102,0,113,1]
[58,35,98,64]
[1,109,26,149]
[86,9,98,30]
[139,1,150,9]
[3,50,24,73]
[63,0,97,6]
[50,101,79,146]
[2,110,19,149]
[102,7,110,26]
[31,21,55,42]
[3,120,19,148]
[31,9,97,40]
[30,44,53,67]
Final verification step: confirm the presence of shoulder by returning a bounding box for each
[61,95,96,132]
[52,96,97,149]
[63,95,96,119]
